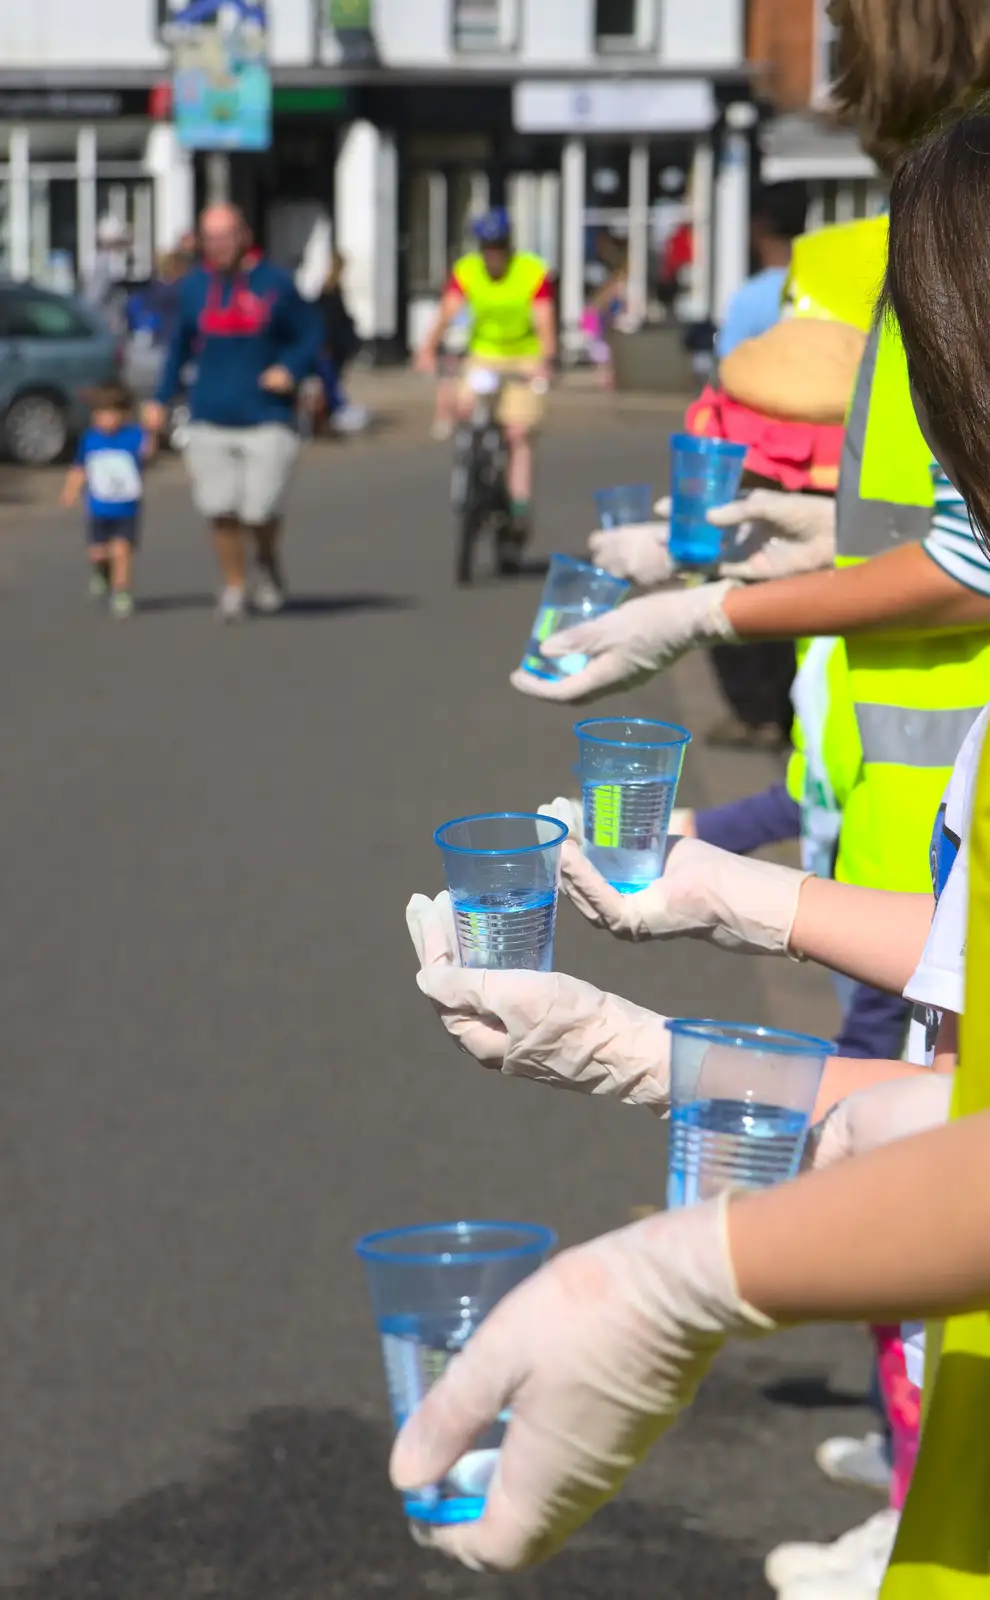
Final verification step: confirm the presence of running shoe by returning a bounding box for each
[217,585,247,624]
[110,590,134,619]
[89,570,109,598]
[765,1509,899,1592]
[815,1432,891,1495]
[251,573,285,615]
[331,402,371,435]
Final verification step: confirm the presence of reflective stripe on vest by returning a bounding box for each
[854,703,984,769]
[836,323,932,560]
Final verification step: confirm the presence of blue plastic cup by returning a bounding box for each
[594,482,654,529]
[520,553,630,682]
[356,1220,556,1528]
[668,435,747,568]
[665,1020,836,1209]
[576,717,691,893]
[435,811,568,971]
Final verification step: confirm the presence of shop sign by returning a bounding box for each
[0,89,145,118]
[166,0,272,151]
[514,79,716,135]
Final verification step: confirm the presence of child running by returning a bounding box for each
[61,382,152,618]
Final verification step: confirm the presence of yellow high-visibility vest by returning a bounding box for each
[451,251,547,360]
[833,316,990,892]
[880,726,990,1598]
[788,215,990,894]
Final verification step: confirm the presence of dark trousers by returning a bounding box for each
[708,641,797,737]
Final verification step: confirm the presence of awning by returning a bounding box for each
[761,112,879,183]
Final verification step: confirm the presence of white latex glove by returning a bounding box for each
[588,497,673,588]
[808,1073,954,1171]
[710,489,836,583]
[391,1193,773,1570]
[558,835,810,953]
[537,796,694,853]
[510,580,739,703]
[406,891,671,1109]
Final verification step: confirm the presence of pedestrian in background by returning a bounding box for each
[143,203,321,623]
[316,248,369,435]
[60,381,152,620]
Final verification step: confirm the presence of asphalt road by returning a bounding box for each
[2,404,877,1598]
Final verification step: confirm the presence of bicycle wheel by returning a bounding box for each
[457,458,485,584]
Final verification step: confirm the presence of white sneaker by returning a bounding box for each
[765,1509,899,1592]
[815,1432,891,1495]
[251,573,285,615]
[331,401,370,435]
[217,585,247,624]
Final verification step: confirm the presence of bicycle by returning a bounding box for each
[449,367,546,585]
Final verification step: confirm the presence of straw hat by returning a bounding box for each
[719,318,867,426]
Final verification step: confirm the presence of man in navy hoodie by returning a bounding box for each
[145,204,321,621]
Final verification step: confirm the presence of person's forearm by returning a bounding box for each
[730,1110,990,1324]
[722,542,990,639]
[534,302,557,364]
[790,876,933,990]
[155,323,191,404]
[813,1054,932,1121]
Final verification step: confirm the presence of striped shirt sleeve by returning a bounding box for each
[923,468,990,596]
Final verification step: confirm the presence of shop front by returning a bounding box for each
[0,87,194,290]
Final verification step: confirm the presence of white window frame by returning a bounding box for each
[595,0,657,54]
[452,0,519,54]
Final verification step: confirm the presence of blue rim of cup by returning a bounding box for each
[434,811,569,858]
[354,1220,558,1266]
[669,433,748,457]
[574,716,692,751]
[546,551,631,590]
[665,1019,837,1057]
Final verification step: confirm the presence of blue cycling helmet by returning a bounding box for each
[473,207,512,245]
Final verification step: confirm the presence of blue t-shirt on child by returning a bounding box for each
[76,424,145,519]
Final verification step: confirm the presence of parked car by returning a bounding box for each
[0,282,119,466]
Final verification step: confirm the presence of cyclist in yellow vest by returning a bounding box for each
[416,208,556,567]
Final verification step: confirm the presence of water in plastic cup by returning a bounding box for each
[520,553,630,682]
[665,1020,836,1208]
[435,811,568,971]
[356,1221,556,1528]
[576,717,691,893]
[668,435,747,568]
[594,483,654,530]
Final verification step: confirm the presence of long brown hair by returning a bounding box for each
[829,0,990,165]
[882,108,990,546]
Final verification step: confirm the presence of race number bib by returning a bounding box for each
[86,449,142,503]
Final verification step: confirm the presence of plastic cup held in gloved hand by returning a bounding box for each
[668,435,747,568]
[520,553,629,682]
[356,1220,556,1530]
[435,811,568,971]
[665,1020,835,1209]
[576,717,691,893]
[594,482,654,530]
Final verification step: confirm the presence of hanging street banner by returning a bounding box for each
[165,0,272,151]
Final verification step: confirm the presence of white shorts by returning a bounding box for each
[184,422,299,523]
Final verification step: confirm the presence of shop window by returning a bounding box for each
[453,0,517,52]
[595,0,655,50]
